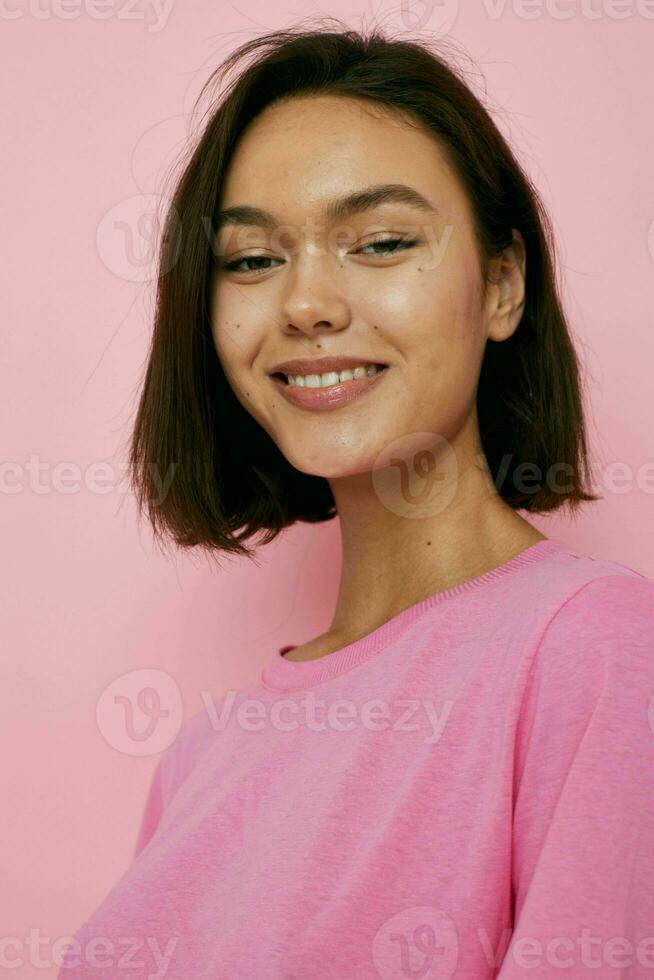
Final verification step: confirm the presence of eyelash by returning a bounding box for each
[219,236,420,275]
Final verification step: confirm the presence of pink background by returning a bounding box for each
[2,2,653,975]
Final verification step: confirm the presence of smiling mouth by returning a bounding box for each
[272,364,388,388]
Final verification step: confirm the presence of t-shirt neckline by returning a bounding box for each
[261,538,563,692]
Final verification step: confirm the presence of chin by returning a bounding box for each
[281,444,378,481]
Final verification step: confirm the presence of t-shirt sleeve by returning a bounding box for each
[496,573,654,978]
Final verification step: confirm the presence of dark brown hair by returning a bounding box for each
[127,17,600,563]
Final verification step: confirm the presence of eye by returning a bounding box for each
[218,235,420,277]
[219,255,283,275]
[355,235,420,256]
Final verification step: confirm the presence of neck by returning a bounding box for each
[325,430,545,641]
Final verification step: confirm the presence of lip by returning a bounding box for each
[270,356,387,377]
[271,365,389,412]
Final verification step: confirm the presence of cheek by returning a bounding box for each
[352,273,435,366]
[213,319,246,373]
[362,268,475,369]
[210,286,256,382]
[210,293,277,430]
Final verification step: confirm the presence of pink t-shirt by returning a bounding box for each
[59,538,654,978]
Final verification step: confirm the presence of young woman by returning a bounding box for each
[60,22,654,980]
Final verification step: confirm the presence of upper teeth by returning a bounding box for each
[286,364,382,387]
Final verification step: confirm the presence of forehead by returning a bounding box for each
[218,94,469,224]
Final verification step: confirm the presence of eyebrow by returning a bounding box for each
[214,183,439,232]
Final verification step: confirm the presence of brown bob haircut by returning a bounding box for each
[127,17,600,563]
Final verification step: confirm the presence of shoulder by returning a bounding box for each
[512,570,654,803]
[157,679,262,805]
[537,571,654,663]
[517,571,654,741]
[509,542,654,668]
[154,701,217,807]
[133,701,222,858]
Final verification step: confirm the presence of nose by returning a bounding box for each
[279,252,352,338]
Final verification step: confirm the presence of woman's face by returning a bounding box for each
[210,94,517,479]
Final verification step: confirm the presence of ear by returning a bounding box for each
[485,229,526,342]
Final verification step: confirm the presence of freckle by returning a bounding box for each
[426,540,431,546]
